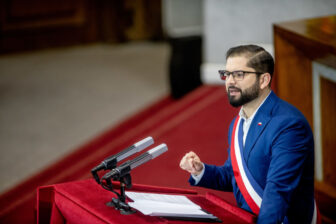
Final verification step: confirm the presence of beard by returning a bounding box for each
[227,79,260,107]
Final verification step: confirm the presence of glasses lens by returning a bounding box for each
[234,71,244,80]
[219,70,226,80]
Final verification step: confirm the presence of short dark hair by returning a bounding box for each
[226,45,274,80]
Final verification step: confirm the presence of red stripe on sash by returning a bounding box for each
[230,116,260,215]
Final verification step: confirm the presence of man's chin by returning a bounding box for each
[229,95,240,102]
[228,97,243,107]
[229,101,243,107]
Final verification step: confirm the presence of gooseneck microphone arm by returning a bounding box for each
[91,136,154,183]
[102,144,168,181]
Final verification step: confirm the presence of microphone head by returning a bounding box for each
[134,136,154,152]
[115,136,154,163]
[147,143,168,159]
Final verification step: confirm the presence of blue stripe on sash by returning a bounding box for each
[238,119,264,197]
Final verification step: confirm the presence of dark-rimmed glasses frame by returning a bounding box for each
[218,70,263,81]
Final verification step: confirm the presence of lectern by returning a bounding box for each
[273,15,336,222]
[37,179,256,223]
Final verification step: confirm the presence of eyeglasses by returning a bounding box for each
[218,70,263,81]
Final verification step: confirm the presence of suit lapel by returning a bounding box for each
[243,92,277,161]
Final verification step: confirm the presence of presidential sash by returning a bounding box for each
[230,115,262,215]
[230,116,320,223]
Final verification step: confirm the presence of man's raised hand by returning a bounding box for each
[179,151,204,176]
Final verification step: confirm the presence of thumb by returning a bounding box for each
[193,160,203,173]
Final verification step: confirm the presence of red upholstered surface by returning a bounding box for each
[37,179,255,224]
[0,86,239,223]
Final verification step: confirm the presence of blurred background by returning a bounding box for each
[0,0,335,205]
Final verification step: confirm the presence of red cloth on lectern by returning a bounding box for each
[1,86,240,223]
[37,179,256,224]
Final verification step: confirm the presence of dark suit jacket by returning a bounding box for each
[190,91,315,224]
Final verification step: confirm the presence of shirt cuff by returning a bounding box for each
[191,163,205,185]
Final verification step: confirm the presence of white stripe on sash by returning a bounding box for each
[233,117,262,208]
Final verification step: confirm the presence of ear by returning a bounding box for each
[259,73,271,89]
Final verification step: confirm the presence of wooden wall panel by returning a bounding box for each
[0,0,163,53]
[123,0,163,41]
[273,32,313,128]
[0,0,98,53]
[1,0,86,31]
[321,77,336,188]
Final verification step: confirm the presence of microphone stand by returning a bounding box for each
[102,173,136,215]
[94,142,167,215]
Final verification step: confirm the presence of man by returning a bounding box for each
[180,45,318,223]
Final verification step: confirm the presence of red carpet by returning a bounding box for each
[0,85,239,223]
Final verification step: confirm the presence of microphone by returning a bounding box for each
[91,137,154,183]
[102,143,168,181]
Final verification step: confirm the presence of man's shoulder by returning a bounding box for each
[266,94,314,138]
[268,92,306,119]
